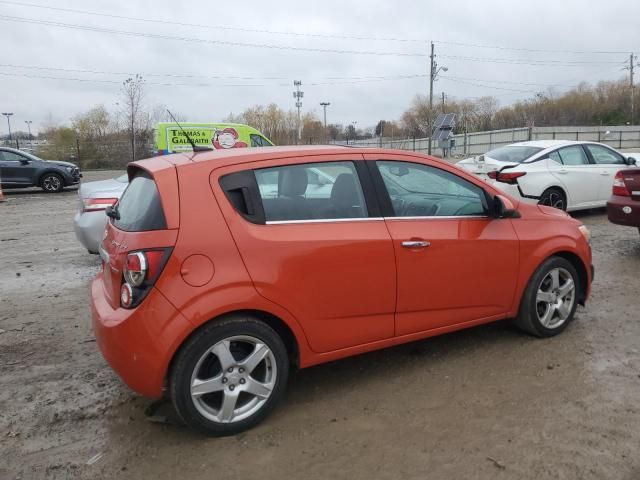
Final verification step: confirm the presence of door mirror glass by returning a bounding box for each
[493,194,519,219]
[387,165,410,177]
[626,156,638,166]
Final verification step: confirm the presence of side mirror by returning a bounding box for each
[492,194,520,219]
[626,156,638,166]
[19,159,30,165]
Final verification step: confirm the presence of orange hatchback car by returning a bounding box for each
[91,146,593,435]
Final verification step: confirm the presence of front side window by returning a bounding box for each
[250,134,272,147]
[255,161,367,221]
[585,144,625,165]
[557,146,589,166]
[377,161,487,217]
[0,151,27,162]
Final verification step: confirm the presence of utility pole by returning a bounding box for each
[428,42,435,155]
[2,112,13,141]
[320,102,330,143]
[293,80,303,144]
[25,120,33,139]
[427,43,447,155]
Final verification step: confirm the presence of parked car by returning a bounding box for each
[606,168,640,235]
[0,147,81,193]
[74,174,128,253]
[456,140,638,211]
[92,146,593,435]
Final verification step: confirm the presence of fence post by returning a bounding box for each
[489,132,493,151]
[552,131,556,140]
[620,131,623,149]
[512,128,515,142]
[412,135,416,151]
[528,127,532,141]
[464,130,468,155]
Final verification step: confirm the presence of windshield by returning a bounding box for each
[484,145,543,163]
[115,174,128,183]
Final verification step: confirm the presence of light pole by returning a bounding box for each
[293,80,303,144]
[428,42,447,155]
[320,102,330,143]
[25,120,33,139]
[2,112,14,141]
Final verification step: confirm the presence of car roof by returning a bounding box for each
[132,145,447,173]
[506,140,583,149]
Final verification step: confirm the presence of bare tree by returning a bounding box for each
[121,75,145,161]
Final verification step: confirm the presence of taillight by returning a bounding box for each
[487,171,527,185]
[612,171,631,196]
[83,197,118,212]
[121,248,172,309]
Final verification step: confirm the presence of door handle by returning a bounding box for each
[402,240,431,248]
[558,169,568,174]
[600,172,610,176]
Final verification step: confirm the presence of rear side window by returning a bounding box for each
[254,161,368,222]
[113,172,167,231]
[557,146,589,166]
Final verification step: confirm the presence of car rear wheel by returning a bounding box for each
[170,315,289,436]
[514,256,579,337]
[538,187,566,211]
[41,173,64,193]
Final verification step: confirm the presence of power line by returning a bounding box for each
[0,15,427,57]
[0,63,429,82]
[2,0,637,55]
[0,0,426,44]
[439,54,625,66]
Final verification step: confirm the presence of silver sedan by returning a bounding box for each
[73,174,128,253]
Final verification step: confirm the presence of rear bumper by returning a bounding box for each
[74,210,108,253]
[91,273,192,398]
[606,195,640,227]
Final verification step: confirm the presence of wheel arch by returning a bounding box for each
[166,308,300,391]
[550,251,589,306]
[37,169,65,187]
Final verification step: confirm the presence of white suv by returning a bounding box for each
[457,140,639,211]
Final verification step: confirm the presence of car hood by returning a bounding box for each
[44,160,78,168]
[78,178,127,199]
[457,155,518,174]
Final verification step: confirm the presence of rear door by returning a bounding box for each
[0,150,34,185]
[364,153,520,335]
[583,144,629,203]
[547,145,603,207]
[212,155,397,353]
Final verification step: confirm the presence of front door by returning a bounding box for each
[365,155,520,336]
[213,155,397,353]
[547,145,603,207]
[0,150,35,186]
[583,144,629,203]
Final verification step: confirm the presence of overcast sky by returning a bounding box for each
[1,0,638,135]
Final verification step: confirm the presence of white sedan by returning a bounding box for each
[457,140,639,211]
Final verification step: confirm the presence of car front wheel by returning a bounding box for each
[170,315,289,436]
[514,256,579,337]
[41,173,64,193]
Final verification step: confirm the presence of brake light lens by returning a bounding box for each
[121,248,172,308]
[487,171,527,185]
[612,171,631,196]
[83,197,118,212]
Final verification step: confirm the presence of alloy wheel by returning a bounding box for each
[540,191,565,210]
[535,267,575,329]
[43,175,61,192]
[190,335,277,424]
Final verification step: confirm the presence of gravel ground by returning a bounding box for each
[1,170,640,480]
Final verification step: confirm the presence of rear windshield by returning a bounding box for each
[484,146,544,163]
[112,172,166,232]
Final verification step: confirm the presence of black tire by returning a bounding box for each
[538,187,567,211]
[170,315,289,436]
[514,256,580,338]
[40,173,64,193]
